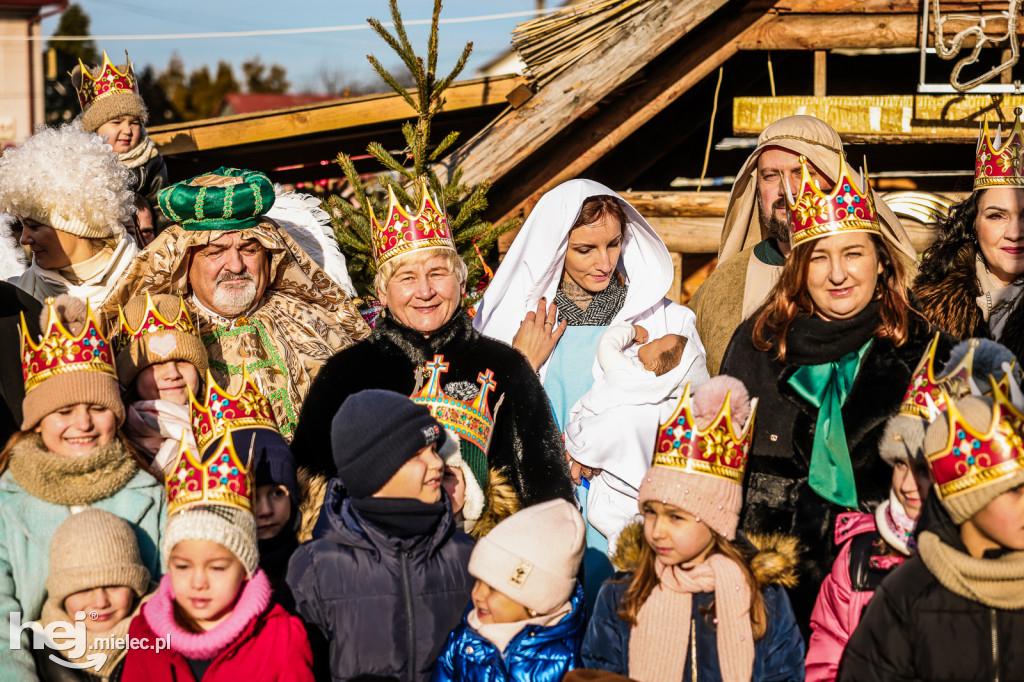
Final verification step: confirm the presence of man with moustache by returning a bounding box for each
[688,115,920,374]
[100,168,369,439]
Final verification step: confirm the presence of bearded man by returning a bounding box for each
[100,167,369,439]
[688,116,919,374]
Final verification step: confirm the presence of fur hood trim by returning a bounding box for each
[913,245,985,340]
[297,465,329,544]
[469,468,520,539]
[611,522,800,589]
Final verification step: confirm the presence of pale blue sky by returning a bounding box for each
[41,1,540,92]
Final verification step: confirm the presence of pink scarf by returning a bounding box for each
[629,554,754,682]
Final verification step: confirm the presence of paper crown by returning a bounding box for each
[927,385,1024,500]
[974,107,1024,190]
[411,354,496,454]
[651,383,758,484]
[114,292,198,354]
[369,179,456,267]
[20,298,116,395]
[166,430,254,516]
[784,155,881,247]
[189,369,278,456]
[74,50,139,112]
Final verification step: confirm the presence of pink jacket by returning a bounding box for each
[805,512,878,682]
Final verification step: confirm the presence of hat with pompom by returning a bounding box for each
[114,293,209,388]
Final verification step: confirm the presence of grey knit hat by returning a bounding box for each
[161,505,259,577]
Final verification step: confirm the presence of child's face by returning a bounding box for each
[168,539,247,632]
[35,403,117,457]
[637,334,684,376]
[642,500,715,567]
[961,484,1024,556]
[135,357,200,404]
[373,444,444,503]
[442,465,466,514]
[471,580,531,624]
[254,484,292,540]
[891,459,932,521]
[96,115,142,154]
[63,586,135,633]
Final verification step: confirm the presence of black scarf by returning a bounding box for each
[555,276,627,326]
[783,301,881,366]
[350,496,447,539]
[258,523,299,586]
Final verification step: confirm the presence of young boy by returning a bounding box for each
[839,393,1024,681]
[285,389,475,681]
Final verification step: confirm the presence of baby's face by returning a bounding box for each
[638,334,684,375]
[64,586,135,633]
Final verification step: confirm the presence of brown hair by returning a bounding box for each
[0,428,158,480]
[616,526,768,641]
[573,195,628,233]
[750,233,910,361]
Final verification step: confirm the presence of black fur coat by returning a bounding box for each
[290,308,573,507]
[720,311,955,626]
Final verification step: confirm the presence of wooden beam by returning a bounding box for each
[619,191,730,217]
[772,0,1004,12]
[149,75,523,156]
[814,50,827,97]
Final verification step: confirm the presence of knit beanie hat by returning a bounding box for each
[45,509,150,611]
[21,295,125,429]
[924,395,1024,525]
[71,59,148,134]
[114,293,209,387]
[638,376,756,540]
[439,430,485,530]
[161,505,259,577]
[254,430,300,522]
[468,499,584,614]
[331,389,446,499]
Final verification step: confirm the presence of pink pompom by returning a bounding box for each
[691,375,751,429]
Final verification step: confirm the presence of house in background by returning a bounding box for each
[0,0,63,147]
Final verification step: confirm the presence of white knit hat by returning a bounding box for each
[468,499,584,614]
[440,430,485,531]
[161,505,258,577]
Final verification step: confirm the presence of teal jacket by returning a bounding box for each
[0,468,165,682]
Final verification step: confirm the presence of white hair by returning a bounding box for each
[374,247,467,297]
[0,123,135,236]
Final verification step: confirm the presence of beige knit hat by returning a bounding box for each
[468,499,584,614]
[114,293,208,388]
[161,505,259,578]
[44,509,151,611]
[924,395,1024,524]
[71,60,148,134]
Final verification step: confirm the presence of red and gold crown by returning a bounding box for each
[189,369,277,456]
[114,293,198,354]
[166,430,254,516]
[974,107,1024,190]
[19,297,116,395]
[74,50,139,112]
[785,155,881,247]
[369,178,456,267]
[927,385,1024,500]
[900,335,978,419]
[411,354,496,453]
[651,383,758,484]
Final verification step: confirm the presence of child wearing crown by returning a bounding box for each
[0,294,165,680]
[117,293,209,477]
[121,416,313,681]
[581,376,805,681]
[839,389,1024,681]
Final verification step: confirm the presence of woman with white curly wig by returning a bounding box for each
[0,123,139,308]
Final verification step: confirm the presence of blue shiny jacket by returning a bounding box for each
[431,582,585,682]
[582,576,805,681]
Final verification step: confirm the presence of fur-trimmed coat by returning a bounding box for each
[719,314,955,628]
[290,308,573,507]
[581,524,805,681]
[913,245,1024,361]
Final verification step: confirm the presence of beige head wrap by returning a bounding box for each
[718,115,919,268]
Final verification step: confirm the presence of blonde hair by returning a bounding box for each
[374,247,468,296]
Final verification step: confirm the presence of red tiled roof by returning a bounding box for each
[217,93,339,116]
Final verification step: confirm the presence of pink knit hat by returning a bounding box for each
[638,376,757,539]
[468,499,584,614]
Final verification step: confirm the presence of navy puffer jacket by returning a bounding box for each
[432,582,585,682]
[285,479,475,682]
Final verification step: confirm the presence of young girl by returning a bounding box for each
[35,509,156,681]
[115,293,208,476]
[252,429,300,588]
[433,499,586,681]
[0,294,164,679]
[122,423,314,681]
[582,376,805,681]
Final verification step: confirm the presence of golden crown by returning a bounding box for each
[188,369,277,457]
[411,354,496,454]
[974,107,1024,190]
[784,155,881,248]
[114,293,198,354]
[74,50,139,111]
[20,298,116,395]
[165,430,254,516]
[369,178,456,267]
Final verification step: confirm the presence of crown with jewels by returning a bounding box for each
[927,384,1024,500]
[900,335,978,420]
[369,178,456,267]
[974,107,1024,190]
[652,383,758,484]
[784,155,881,248]
[188,369,277,456]
[165,429,254,516]
[411,354,496,454]
[73,50,139,112]
[19,298,116,395]
[113,293,198,354]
